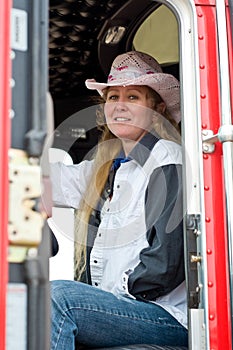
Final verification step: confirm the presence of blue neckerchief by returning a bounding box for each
[113,157,130,171]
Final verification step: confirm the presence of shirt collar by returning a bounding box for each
[113,132,160,169]
[129,132,160,167]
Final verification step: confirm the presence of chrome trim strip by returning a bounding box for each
[216,0,233,340]
[216,0,232,125]
[156,0,209,348]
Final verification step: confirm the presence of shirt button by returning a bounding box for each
[117,184,120,189]
[94,282,98,286]
[98,233,102,237]
[94,260,98,263]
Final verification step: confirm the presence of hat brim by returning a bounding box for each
[85,73,181,123]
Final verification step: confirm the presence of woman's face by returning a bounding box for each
[104,85,156,142]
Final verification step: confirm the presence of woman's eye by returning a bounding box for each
[128,95,138,100]
[106,92,140,101]
[107,95,118,101]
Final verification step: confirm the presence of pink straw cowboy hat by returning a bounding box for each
[85,51,181,123]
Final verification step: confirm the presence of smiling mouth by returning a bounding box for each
[114,117,131,122]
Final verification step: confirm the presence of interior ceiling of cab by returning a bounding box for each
[49,0,179,101]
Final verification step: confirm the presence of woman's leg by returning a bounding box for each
[51,280,188,350]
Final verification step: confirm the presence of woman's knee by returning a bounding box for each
[51,279,71,294]
[50,280,94,305]
[50,280,77,305]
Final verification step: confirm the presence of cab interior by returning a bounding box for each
[48,2,188,350]
[49,0,180,163]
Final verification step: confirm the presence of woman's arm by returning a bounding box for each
[128,164,185,301]
[50,160,94,209]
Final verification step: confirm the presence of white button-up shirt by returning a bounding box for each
[50,137,187,329]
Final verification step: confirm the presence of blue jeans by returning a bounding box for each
[51,280,188,349]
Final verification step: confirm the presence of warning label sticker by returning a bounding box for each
[11,9,28,51]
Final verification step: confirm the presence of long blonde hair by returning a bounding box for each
[74,86,181,280]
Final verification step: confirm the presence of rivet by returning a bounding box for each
[201,93,206,99]
[206,217,211,223]
[207,249,212,254]
[199,35,204,40]
[198,12,203,17]
[203,154,209,160]
[10,78,15,88]
[208,281,214,287]
[9,109,15,119]
[10,50,16,60]
[200,64,205,69]
[204,185,209,191]
[202,123,208,129]
[209,314,215,320]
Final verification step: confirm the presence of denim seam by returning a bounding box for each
[55,313,67,349]
[65,306,184,330]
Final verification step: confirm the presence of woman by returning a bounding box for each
[50,51,187,349]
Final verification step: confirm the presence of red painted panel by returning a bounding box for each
[196,4,232,349]
[0,0,12,348]
[226,5,233,120]
[195,0,216,6]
